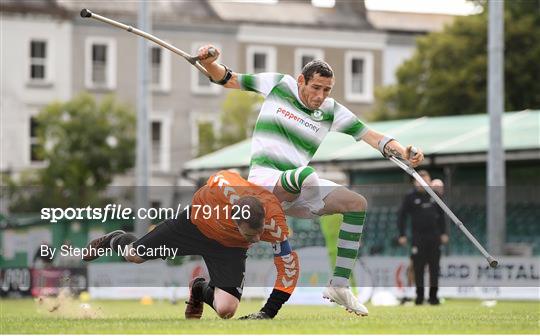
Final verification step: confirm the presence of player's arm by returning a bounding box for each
[198,45,285,96]
[332,103,423,166]
[239,239,299,319]
[197,45,240,89]
[361,129,424,167]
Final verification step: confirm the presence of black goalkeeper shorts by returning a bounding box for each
[133,208,247,300]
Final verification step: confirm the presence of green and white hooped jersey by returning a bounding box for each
[239,72,370,171]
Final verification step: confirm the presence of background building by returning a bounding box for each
[2,0,450,186]
[1,1,72,175]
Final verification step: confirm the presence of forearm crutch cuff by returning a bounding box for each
[378,134,395,157]
[210,64,233,85]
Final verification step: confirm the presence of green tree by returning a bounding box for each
[219,90,262,146]
[197,121,217,157]
[196,90,262,156]
[8,93,136,211]
[371,0,540,120]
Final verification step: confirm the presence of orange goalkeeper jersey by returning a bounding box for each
[191,170,289,248]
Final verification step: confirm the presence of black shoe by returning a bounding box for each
[428,298,440,305]
[415,298,424,305]
[400,297,413,305]
[185,277,206,319]
[83,230,125,261]
[238,311,272,320]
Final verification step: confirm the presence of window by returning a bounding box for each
[92,44,107,84]
[294,48,324,76]
[30,117,43,162]
[85,37,116,90]
[151,121,162,166]
[344,51,374,103]
[151,48,161,86]
[29,40,47,81]
[253,54,266,73]
[150,201,161,209]
[150,115,171,172]
[351,58,364,92]
[191,42,221,95]
[246,45,276,73]
[150,47,171,92]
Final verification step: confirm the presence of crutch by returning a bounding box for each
[390,148,499,268]
[80,8,216,79]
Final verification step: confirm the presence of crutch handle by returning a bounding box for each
[196,46,217,61]
[187,47,218,65]
[409,146,419,157]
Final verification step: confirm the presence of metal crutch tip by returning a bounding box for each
[488,257,499,268]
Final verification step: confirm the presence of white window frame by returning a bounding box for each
[85,37,117,90]
[294,48,324,76]
[246,45,276,74]
[189,111,221,156]
[191,42,221,95]
[150,46,171,93]
[28,38,54,84]
[150,113,171,172]
[344,51,374,103]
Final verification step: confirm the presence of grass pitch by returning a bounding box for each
[1,298,539,334]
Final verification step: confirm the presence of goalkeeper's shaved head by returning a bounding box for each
[236,196,265,230]
[235,196,265,243]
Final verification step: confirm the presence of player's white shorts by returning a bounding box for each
[248,166,340,219]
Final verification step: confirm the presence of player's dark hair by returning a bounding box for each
[236,196,265,230]
[301,60,334,84]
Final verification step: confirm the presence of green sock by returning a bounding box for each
[331,211,365,286]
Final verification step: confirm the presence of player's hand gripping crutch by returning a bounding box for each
[80,8,216,79]
[389,148,499,268]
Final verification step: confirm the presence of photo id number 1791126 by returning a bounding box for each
[188,204,251,220]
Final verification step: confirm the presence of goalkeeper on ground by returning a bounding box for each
[83,170,298,320]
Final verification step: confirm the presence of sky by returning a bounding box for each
[363,0,481,15]
[248,0,481,15]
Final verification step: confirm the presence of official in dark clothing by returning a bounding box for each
[397,170,448,305]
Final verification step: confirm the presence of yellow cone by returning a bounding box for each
[79,291,91,302]
[140,295,154,305]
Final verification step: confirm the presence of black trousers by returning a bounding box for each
[411,239,441,302]
[133,209,247,300]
